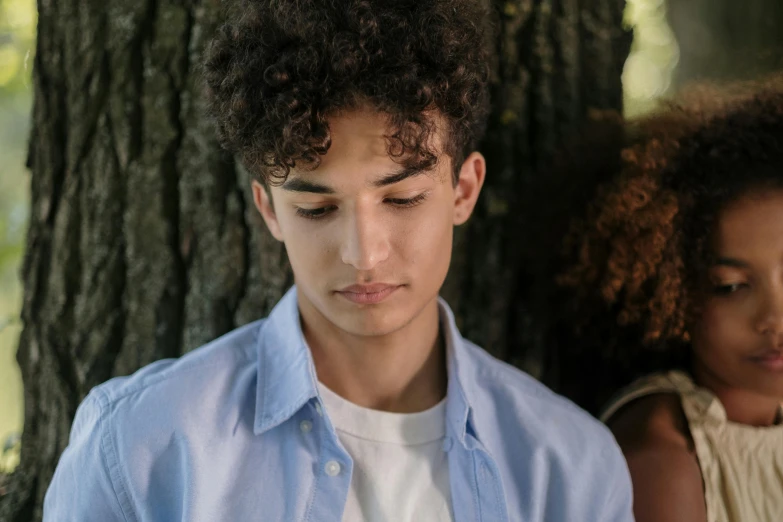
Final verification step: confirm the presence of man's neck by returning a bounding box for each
[299,294,447,413]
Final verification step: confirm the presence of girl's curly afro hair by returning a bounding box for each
[560,76,783,354]
[543,77,783,413]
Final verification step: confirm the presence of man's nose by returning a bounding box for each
[339,206,391,271]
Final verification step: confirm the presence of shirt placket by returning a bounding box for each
[447,434,509,522]
[303,399,354,522]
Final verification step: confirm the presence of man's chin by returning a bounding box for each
[333,311,409,338]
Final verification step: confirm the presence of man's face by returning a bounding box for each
[253,109,485,337]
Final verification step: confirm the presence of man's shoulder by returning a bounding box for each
[47,319,276,518]
[462,341,632,518]
[462,340,620,457]
[92,320,265,424]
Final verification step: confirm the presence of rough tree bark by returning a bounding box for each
[0,0,630,519]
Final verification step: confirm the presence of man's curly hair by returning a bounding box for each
[203,0,492,184]
[559,76,783,356]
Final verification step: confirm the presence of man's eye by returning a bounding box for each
[295,206,335,220]
[386,193,428,208]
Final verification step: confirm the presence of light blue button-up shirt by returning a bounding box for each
[44,287,634,521]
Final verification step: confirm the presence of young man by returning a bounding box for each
[45,1,634,520]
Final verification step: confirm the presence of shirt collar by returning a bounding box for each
[254,285,478,446]
[440,297,478,448]
[254,286,318,434]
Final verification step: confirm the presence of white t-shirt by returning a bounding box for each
[318,382,454,522]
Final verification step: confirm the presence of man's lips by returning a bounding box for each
[335,284,401,304]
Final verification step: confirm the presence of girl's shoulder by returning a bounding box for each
[607,392,693,452]
[604,374,708,521]
[599,370,695,424]
[601,370,701,457]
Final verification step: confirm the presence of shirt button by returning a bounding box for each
[300,420,313,433]
[315,402,324,417]
[442,436,454,452]
[325,460,341,476]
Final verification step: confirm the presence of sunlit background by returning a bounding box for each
[0,0,677,473]
[0,0,34,473]
[623,0,679,117]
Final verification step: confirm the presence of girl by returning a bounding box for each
[558,80,783,522]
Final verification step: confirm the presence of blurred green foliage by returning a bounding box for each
[0,0,34,474]
[0,0,34,94]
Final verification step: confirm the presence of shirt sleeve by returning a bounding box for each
[599,442,635,522]
[43,390,131,521]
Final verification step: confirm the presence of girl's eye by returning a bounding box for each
[386,193,428,208]
[295,206,336,220]
[712,283,748,296]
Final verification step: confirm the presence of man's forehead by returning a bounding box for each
[324,108,446,157]
[323,115,404,167]
[275,108,450,191]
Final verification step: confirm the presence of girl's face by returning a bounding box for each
[691,189,783,401]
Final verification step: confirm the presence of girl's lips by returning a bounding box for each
[749,350,783,371]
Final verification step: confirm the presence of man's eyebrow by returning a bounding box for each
[280,178,336,194]
[372,166,425,188]
[714,256,750,268]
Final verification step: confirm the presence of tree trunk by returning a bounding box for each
[0,0,629,519]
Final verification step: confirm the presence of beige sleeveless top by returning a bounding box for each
[601,371,783,522]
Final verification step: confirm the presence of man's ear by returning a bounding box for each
[453,152,487,226]
[252,180,284,241]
